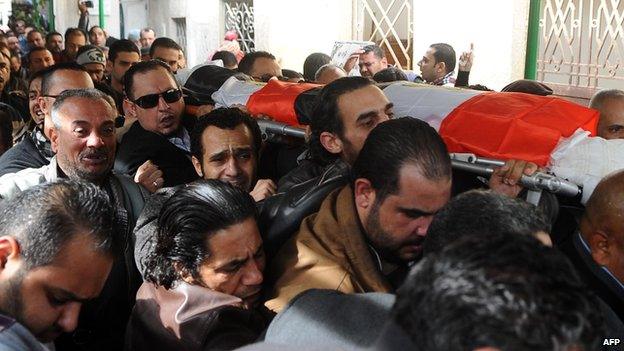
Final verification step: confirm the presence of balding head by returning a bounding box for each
[580,170,624,283]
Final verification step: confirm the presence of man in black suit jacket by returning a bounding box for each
[560,170,624,326]
[115,59,198,188]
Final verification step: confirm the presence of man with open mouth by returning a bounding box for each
[115,59,199,188]
[0,88,148,351]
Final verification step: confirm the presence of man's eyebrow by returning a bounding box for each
[49,287,89,303]
[356,110,378,123]
[208,149,230,160]
[215,256,248,271]
[399,207,436,218]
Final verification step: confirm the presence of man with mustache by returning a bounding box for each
[115,59,198,187]
[0,63,93,177]
[0,88,148,351]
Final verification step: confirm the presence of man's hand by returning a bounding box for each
[343,49,365,73]
[250,179,277,202]
[134,160,164,193]
[78,0,88,14]
[458,43,474,72]
[196,104,214,116]
[488,159,538,198]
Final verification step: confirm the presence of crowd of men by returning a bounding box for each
[0,5,622,351]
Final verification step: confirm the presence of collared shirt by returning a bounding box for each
[576,231,624,292]
[167,127,191,153]
[431,71,456,87]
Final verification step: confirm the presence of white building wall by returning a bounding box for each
[413,0,530,91]
[254,0,353,72]
[54,0,121,39]
[146,0,220,68]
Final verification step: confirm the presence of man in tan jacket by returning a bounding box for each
[266,118,453,311]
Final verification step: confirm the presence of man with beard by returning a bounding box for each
[0,88,147,351]
[45,31,63,63]
[266,118,452,311]
[115,60,199,187]
[0,180,114,350]
[0,63,94,176]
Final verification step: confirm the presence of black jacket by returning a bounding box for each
[0,131,50,177]
[114,118,199,187]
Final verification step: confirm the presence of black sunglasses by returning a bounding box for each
[132,88,182,109]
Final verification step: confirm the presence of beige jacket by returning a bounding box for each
[266,185,392,312]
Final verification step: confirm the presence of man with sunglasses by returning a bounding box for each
[115,60,198,187]
[238,50,283,82]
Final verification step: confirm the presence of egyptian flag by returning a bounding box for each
[216,79,599,166]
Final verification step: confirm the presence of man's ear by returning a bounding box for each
[0,236,20,272]
[381,57,388,66]
[50,123,60,153]
[173,261,196,285]
[354,178,376,211]
[587,231,610,266]
[436,61,447,75]
[105,60,113,74]
[319,131,343,155]
[123,99,136,119]
[191,156,203,178]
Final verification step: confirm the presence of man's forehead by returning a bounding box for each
[132,67,176,93]
[48,71,93,94]
[338,85,388,114]
[153,47,179,58]
[202,125,253,151]
[361,51,380,62]
[58,98,115,121]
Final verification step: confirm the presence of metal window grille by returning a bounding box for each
[354,0,413,69]
[224,0,255,53]
[538,0,624,100]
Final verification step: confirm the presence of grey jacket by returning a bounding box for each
[0,314,49,351]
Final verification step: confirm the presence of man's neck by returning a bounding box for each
[111,77,123,94]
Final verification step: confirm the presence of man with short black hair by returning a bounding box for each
[267,117,452,311]
[149,37,182,73]
[25,30,44,49]
[391,232,604,351]
[358,44,388,78]
[61,28,87,62]
[105,39,140,111]
[425,189,553,254]
[190,107,276,202]
[238,51,282,81]
[27,47,54,74]
[0,68,53,176]
[417,43,456,86]
[88,26,107,47]
[0,180,115,349]
[116,60,198,187]
[278,76,392,191]
[212,50,238,70]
